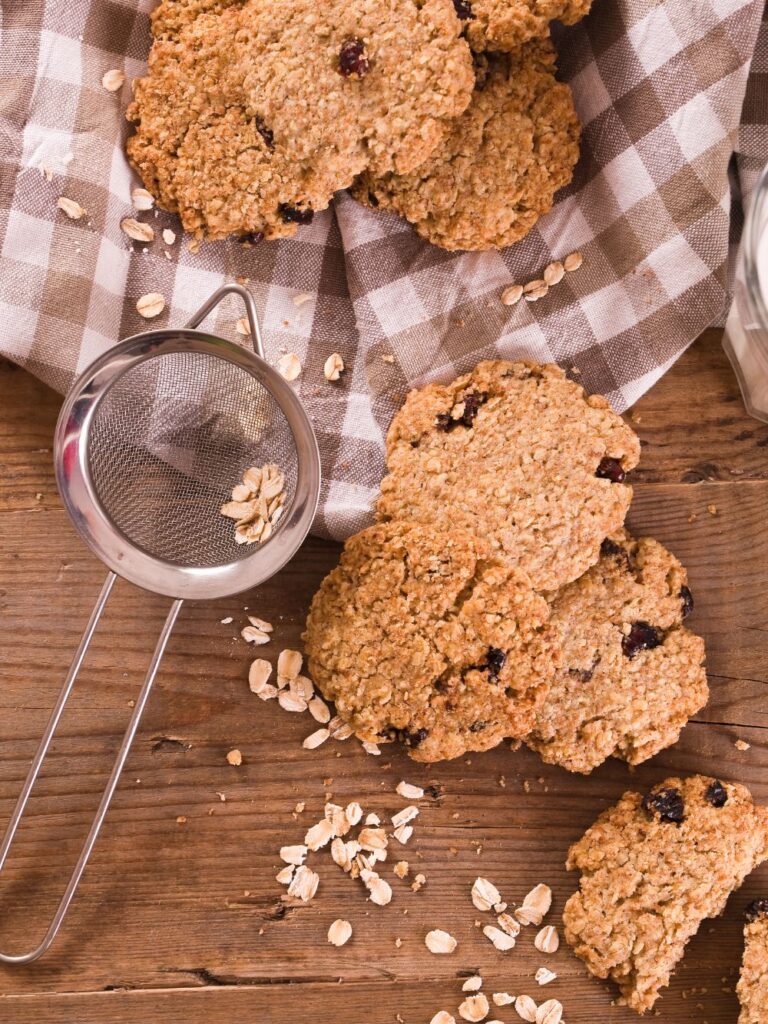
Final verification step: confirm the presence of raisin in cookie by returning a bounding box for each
[454,0,592,52]
[564,775,768,1014]
[376,361,640,592]
[738,900,768,1024]
[303,521,559,762]
[524,532,707,773]
[354,40,580,250]
[127,0,474,241]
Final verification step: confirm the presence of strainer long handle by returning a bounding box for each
[0,573,182,965]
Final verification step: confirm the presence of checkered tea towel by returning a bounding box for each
[0,0,765,540]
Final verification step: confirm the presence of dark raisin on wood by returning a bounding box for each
[622,621,663,659]
[705,779,728,807]
[596,456,626,483]
[642,787,685,824]
[453,0,473,18]
[746,898,768,922]
[255,117,274,150]
[278,203,314,225]
[338,38,370,78]
[680,585,694,619]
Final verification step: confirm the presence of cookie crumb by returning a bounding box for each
[735,739,751,751]
[226,748,242,766]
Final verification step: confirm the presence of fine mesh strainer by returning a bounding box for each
[0,284,320,964]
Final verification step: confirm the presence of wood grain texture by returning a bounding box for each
[1,329,767,1024]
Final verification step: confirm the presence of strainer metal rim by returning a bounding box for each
[53,327,321,600]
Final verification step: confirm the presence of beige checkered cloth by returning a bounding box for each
[1,0,766,540]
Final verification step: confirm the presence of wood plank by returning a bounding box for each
[1,333,767,1024]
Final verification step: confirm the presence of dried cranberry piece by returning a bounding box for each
[705,780,728,807]
[642,787,685,824]
[338,38,370,78]
[255,117,274,150]
[622,621,663,659]
[680,585,694,619]
[279,203,314,225]
[453,0,473,18]
[746,899,768,922]
[596,456,626,483]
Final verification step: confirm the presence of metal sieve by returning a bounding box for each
[0,284,320,964]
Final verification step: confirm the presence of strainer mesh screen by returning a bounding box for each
[88,351,299,568]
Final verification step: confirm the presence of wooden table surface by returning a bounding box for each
[1,328,767,1024]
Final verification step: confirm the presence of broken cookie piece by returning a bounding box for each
[738,899,768,1023]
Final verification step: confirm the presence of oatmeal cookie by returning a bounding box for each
[524,532,708,773]
[738,900,768,1024]
[127,0,474,241]
[376,361,640,592]
[150,0,238,39]
[303,521,559,762]
[354,40,580,251]
[453,0,592,52]
[564,775,768,1014]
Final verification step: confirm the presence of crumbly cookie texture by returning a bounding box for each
[127,0,474,241]
[376,361,640,592]
[738,900,768,1024]
[564,775,768,1015]
[524,531,708,773]
[303,521,560,762]
[455,0,592,52]
[150,0,238,39]
[354,41,580,251]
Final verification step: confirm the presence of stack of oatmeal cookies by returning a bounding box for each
[127,0,584,250]
[304,359,708,771]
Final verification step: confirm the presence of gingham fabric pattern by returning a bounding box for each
[0,0,765,541]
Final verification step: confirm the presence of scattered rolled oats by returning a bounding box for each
[430,1014,456,1024]
[394,861,409,879]
[392,806,419,829]
[278,690,308,713]
[345,802,363,826]
[255,683,278,701]
[483,924,516,951]
[563,250,583,272]
[327,919,353,946]
[534,925,559,954]
[535,999,562,1024]
[515,883,552,926]
[496,913,521,938]
[275,649,301,679]
[424,929,457,954]
[361,869,392,906]
[287,864,319,902]
[275,865,295,884]
[248,658,272,693]
[324,352,345,381]
[162,228,177,245]
[236,316,251,336]
[514,995,538,1022]
[411,873,426,892]
[396,781,424,800]
[492,994,515,1007]
[277,352,302,381]
[241,625,270,645]
[362,740,381,755]
[524,283,548,302]
[248,616,273,633]
[308,696,331,723]
[365,813,381,826]
[279,844,307,865]
[543,261,565,286]
[458,993,489,1022]
[131,187,155,211]
[471,877,501,912]
[393,823,413,845]
[328,715,354,740]
[535,968,557,986]
[136,292,165,319]
[523,279,547,294]
[305,818,335,850]
[57,196,86,220]
[101,68,125,91]
[226,748,242,766]
[303,727,330,749]
[462,976,483,992]
[501,283,524,306]
[331,837,351,871]
[121,217,155,243]
[325,802,351,837]
[359,827,388,851]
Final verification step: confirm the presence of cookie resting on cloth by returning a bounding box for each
[524,531,708,773]
[738,900,768,1024]
[564,775,768,1014]
[126,0,474,241]
[453,0,592,52]
[376,360,640,592]
[303,521,560,762]
[354,40,580,251]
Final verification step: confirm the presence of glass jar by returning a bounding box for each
[724,161,768,422]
